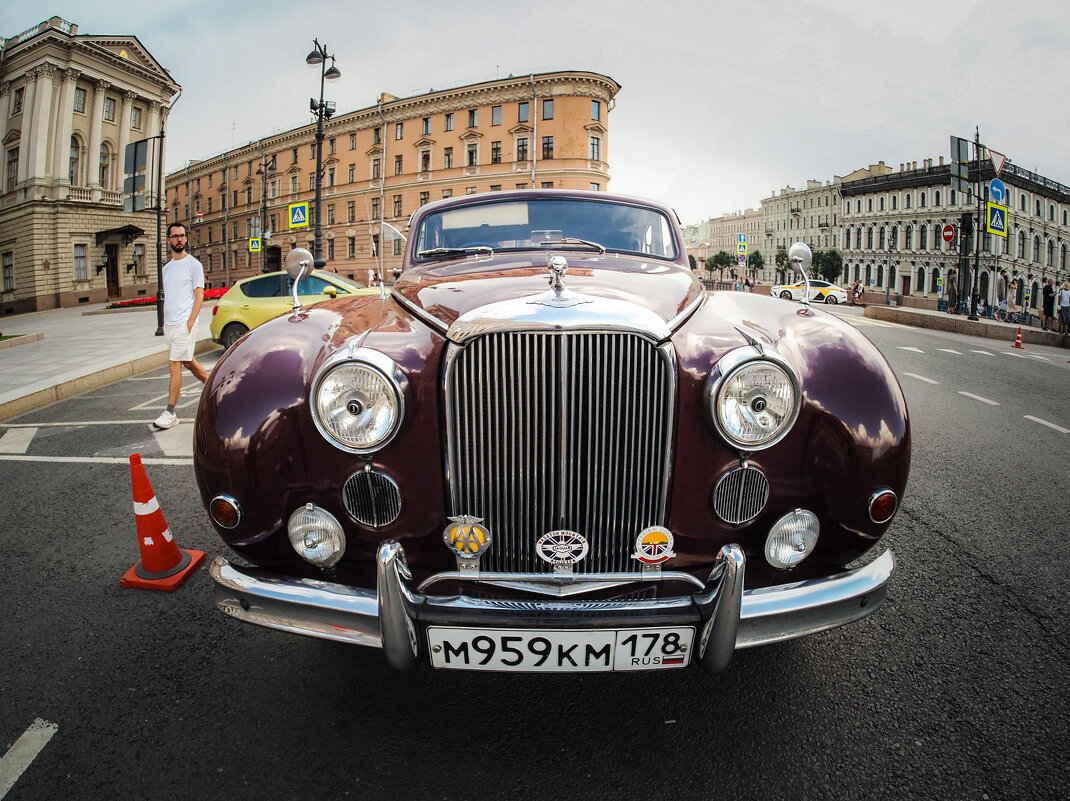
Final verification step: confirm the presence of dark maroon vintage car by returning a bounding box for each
[195,189,909,673]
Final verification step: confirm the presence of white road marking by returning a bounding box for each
[0,420,185,428]
[936,348,963,355]
[897,346,925,353]
[1023,416,1070,434]
[1003,351,1026,358]
[0,428,37,454]
[970,350,996,356]
[129,386,202,412]
[1028,354,1051,361]
[903,373,941,385]
[958,391,1000,406]
[152,423,193,457]
[0,454,191,465]
[0,719,58,799]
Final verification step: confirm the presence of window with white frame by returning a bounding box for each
[2,251,13,292]
[74,244,87,281]
[131,106,142,130]
[6,147,19,192]
[74,87,86,113]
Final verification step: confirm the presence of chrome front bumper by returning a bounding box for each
[210,544,895,672]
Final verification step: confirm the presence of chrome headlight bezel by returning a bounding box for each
[310,346,407,455]
[706,345,801,452]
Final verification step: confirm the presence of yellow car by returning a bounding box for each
[210,270,380,349]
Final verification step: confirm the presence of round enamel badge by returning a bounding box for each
[443,515,492,559]
[535,530,589,565]
[632,526,676,565]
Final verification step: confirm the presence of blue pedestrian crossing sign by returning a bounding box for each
[737,242,748,255]
[288,201,309,230]
[249,238,262,253]
[987,202,1008,237]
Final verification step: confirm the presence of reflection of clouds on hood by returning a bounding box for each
[850,418,899,453]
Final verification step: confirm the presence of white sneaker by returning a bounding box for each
[153,410,179,430]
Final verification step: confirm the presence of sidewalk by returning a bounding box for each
[0,302,219,421]
[864,303,1069,348]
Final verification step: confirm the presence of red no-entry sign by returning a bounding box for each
[942,224,955,243]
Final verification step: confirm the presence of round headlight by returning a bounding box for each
[765,509,820,569]
[710,349,800,451]
[288,503,346,567]
[312,354,403,453]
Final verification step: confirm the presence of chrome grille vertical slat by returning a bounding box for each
[445,332,674,574]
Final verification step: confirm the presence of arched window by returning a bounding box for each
[1050,204,1056,221]
[1031,282,1040,308]
[1017,231,1026,258]
[1062,244,1068,269]
[877,265,884,286]
[930,267,941,293]
[916,266,925,291]
[865,264,872,285]
[1048,240,1055,266]
[920,191,927,207]
[69,136,80,185]
[879,197,885,211]
[844,228,851,249]
[905,226,913,250]
[879,227,886,249]
[866,227,874,249]
[1035,199,1042,216]
[1033,236,1040,263]
[1063,210,1068,226]
[919,226,928,250]
[99,144,110,188]
[891,195,897,210]
[979,271,990,301]
[905,194,912,209]
[935,190,942,206]
[1020,194,1027,211]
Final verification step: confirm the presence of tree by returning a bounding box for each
[747,250,764,278]
[775,248,789,283]
[711,251,734,281]
[819,249,844,284]
[688,253,697,271]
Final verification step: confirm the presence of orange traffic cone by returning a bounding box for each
[1013,327,1024,349]
[120,453,205,591]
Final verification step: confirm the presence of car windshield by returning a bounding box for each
[413,198,678,261]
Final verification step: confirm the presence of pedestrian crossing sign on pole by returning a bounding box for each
[288,202,309,230]
[986,202,1008,237]
[737,242,748,255]
[249,238,262,253]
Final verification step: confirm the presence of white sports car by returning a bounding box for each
[770,279,848,304]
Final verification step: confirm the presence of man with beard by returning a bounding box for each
[153,222,208,430]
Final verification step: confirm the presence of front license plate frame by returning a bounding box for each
[426,626,695,672]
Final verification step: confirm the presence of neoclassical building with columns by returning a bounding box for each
[165,70,619,288]
[1,16,178,315]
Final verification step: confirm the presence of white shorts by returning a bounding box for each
[164,323,197,362]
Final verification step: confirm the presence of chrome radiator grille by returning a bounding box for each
[444,332,675,573]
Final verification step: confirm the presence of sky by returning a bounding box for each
[4,0,1069,224]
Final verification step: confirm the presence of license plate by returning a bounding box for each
[426,626,695,672]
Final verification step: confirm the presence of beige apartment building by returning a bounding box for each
[840,158,1070,309]
[761,179,842,282]
[165,71,620,288]
[1,17,178,315]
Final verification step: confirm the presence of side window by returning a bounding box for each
[240,275,288,297]
[290,275,343,295]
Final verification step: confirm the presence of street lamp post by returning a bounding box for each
[306,39,341,266]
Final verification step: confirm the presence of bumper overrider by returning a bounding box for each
[209,542,895,672]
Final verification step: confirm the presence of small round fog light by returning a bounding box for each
[288,503,346,568]
[765,509,820,569]
[868,489,898,524]
[210,494,242,529]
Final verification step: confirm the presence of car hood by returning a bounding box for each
[390,252,703,335]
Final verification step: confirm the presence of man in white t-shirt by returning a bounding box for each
[153,222,209,430]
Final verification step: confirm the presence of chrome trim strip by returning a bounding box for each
[389,289,450,335]
[446,292,673,344]
[416,570,706,594]
[666,290,705,334]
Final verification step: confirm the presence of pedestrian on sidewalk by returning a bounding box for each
[153,222,208,430]
[1007,279,1018,322]
[1042,278,1056,331]
[1058,281,1070,336]
[946,268,958,313]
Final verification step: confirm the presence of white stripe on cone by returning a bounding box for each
[143,537,153,546]
[133,497,160,515]
[162,529,173,543]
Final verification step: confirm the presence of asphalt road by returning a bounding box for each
[1,310,1067,800]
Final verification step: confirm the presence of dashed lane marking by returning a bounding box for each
[970,350,996,356]
[0,719,58,800]
[903,373,941,384]
[1003,351,1026,358]
[958,391,1000,406]
[936,348,964,355]
[1023,416,1070,434]
[1028,354,1051,361]
[0,428,37,454]
[897,346,925,353]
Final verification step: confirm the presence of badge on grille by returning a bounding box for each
[632,526,676,565]
[443,515,492,559]
[535,530,589,565]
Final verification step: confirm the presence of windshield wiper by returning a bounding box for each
[537,237,606,254]
[416,246,494,258]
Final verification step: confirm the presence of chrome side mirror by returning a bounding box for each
[788,242,813,307]
[285,247,314,314]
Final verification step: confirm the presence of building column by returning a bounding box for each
[52,68,80,193]
[118,90,135,190]
[16,69,37,184]
[28,63,56,184]
[87,79,110,189]
[0,82,10,147]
